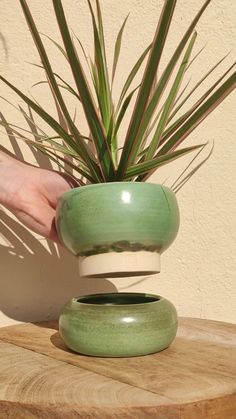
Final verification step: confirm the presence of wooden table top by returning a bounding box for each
[0,317,235,418]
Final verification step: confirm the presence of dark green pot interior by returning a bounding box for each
[76,292,160,305]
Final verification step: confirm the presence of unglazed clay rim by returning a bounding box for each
[79,251,161,278]
[72,292,163,307]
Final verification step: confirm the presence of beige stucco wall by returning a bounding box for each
[0,0,235,326]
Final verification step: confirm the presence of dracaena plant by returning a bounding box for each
[0,0,235,188]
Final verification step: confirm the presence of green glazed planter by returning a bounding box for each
[56,182,180,277]
[59,292,178,357]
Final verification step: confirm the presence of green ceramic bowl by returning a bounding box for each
[56,182,180,277]
[59,292,178,357]
[56,182,180,257]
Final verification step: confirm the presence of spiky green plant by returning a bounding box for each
[0,0,235,187]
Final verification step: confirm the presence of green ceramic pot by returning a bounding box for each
[56,182,179,277]
[59,292,178,357]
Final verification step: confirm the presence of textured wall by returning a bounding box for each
[0,0,235,326]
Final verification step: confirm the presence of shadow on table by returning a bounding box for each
[50,331,73,353]
[50,331,101,358]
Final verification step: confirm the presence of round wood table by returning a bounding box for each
[0,317,235,418]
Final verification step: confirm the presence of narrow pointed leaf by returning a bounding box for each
[186,43,207,71]
[73,32,96,85]
[73,32,89,65]
[0,75,101,182]
[171,143,207,189]
[169,52,230,123]
[172,78,191,107]
[158,71,236,155]
[89,57,99,92]
[26,139,91,178]
[19,0,100,178]
[114,85,140,137]
[112,14,129,84]
[30,62,80,100]
[119,0,211,180]
[28,139,89,169]
[33,79,81,101]
[116,43,152,112]
[0,119,45,140]
[95,0,106,60]
[140,78,191,151]
[125,144,204,179]
[95,0,113,109]
[160,63,236,149]
[146,31,197,160]
[173,143,214,193]
[26,140,90,183]
[116,0,177,179]
[88,0,112,132]
[0,96,50,141]
[53,0,115,180]
[143,0,211,135]
[19,0,88,157]
[41,33,68,59]
[138,102,166,155]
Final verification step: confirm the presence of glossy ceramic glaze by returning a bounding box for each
[59,292,178,357]
[56,182,180,257]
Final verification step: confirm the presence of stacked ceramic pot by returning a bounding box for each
[56,183,179,357]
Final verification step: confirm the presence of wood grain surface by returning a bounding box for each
[0,317,235,418]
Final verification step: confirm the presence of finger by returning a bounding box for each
[39,171,77,210]
[13,204,59,242]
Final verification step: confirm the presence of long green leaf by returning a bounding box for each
[33,79,81,101]
[168,52,230,123]
[89,57,99,93]
[36,139,89,163]
[26,141,90,183]
[116,0,177,179]
[27,139,90,173]
[0,116,88,181]
[19,0,101,181]
[119,0,211,180]
[173,143,213,193]
[171,143,207,189]
[139,78,191,151]
[95,0,106,62]
[116,43,152,112]
[73,32,96,85]
[158,71,236,155]
[1,122,78,161]
[142,1,211,137]
[185,43,206,72]
[19,105,89,165]
[112,14,129,85]
[159,62,236,148]
[125,144,204,179]
[41,33,68,59]
[0,119,46,140]
[0,75,101,182]
[114,85,140,137]
[53,0,115,180]
[145,31,197,161]
[0,96,64,145]
[87,0,112,132]
[73,32,89,64]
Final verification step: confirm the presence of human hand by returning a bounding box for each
[0,151,76,241]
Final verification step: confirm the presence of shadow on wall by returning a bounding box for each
[0,210,117,323]
[0,112,116,324]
